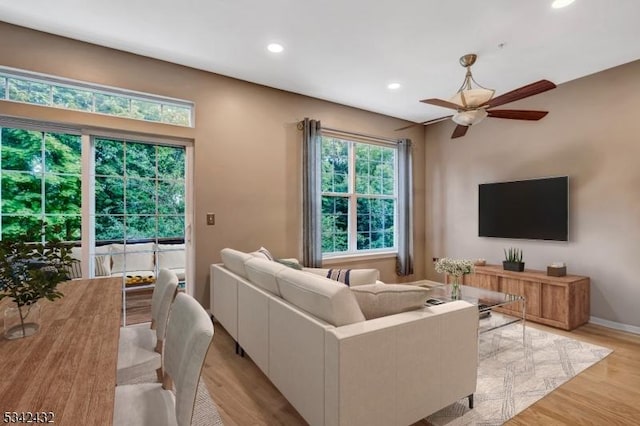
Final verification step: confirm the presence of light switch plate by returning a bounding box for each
[206,213,215,226]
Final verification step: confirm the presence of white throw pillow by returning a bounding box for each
[157,243,185,270]
[250,246,274,261]
[110,243,155,274]
[350,283,431,319]
[303,267,380,287]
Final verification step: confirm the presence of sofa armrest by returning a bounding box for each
[324,301,478,426]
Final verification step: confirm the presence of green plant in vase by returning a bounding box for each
[434,257,474,300]
[0,229,77,339]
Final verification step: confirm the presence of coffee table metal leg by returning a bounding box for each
[522,300,526,345]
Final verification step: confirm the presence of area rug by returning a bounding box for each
[426,314,612,425]
[123,372,224,425]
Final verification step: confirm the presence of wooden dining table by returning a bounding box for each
[0,277,122,425]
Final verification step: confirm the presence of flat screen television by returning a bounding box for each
[478,176,568,241]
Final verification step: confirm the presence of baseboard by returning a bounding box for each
[589,316,640,335]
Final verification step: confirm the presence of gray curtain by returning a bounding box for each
[302,118,323,267]
[396,138,414,276]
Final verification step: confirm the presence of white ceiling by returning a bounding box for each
[1,0,640,123]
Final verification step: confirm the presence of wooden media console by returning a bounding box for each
[461,265,590,330]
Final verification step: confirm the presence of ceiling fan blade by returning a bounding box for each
[487,110,549,121]
[395,115,453,131]
[451,125,468,139]
[482,80,556,108]
[420,98,461,110]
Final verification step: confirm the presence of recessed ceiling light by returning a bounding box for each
[551,0,575,9]
[267,43,284,53]
[387,83,401,90]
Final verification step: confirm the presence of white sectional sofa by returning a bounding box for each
[210,248,479,426]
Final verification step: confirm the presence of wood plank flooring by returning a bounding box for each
[123,288,153,325]
[201,319,640,426]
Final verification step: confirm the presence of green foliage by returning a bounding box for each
[93,138,186,241]
[52,86,92,111]
[1,129,82,241]
[504,247,523,263]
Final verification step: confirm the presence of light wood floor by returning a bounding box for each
[200,319,640,426]
[122,288,153,326]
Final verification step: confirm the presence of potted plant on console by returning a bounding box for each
[503,248,525,272]
[0,230,76,340]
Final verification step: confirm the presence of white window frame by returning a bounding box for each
[320,134,398,259]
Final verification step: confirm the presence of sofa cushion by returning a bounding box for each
[303,267,379,287]
[350,283,431,320]
[276,268,365,327]
[157,243,185,270]
[220,248,253,279]
[110,243,155,274]
[244,257,287,296]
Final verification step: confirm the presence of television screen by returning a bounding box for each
[478,176,568,241]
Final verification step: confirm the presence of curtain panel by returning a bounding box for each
[396,138,414,276]
[302,118,323,267]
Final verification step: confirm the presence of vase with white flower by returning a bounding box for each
[434,258,474,299]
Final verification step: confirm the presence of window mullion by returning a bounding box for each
[348,142,357,253]
[40,131,46,242]
[81,135,92,278]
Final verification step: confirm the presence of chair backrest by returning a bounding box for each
[164,293,214,426]
[151,269,179,341]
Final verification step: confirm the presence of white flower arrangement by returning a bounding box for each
[434,257,474,277]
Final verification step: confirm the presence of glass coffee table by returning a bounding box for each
[425,284,526,344]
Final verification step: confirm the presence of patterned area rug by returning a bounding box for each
[122,372,224,425]
[427,314,612,425]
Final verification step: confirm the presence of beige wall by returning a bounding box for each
[0,23,426,307]
[424,59,640,329]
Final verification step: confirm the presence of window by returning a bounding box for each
[0,67,194,127]
[0,127,81,242]
[321,135,397,255]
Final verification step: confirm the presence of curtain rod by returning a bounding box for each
[298,120,399,144]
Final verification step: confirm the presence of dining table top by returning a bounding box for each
[0,277,122,425]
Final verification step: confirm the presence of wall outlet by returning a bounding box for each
[206,213,215,226]
[432,257,440,262]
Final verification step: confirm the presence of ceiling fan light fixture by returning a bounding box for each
[452,109,488,126]
[450,88,495,108]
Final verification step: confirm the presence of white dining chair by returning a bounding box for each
[117,268,179,384]
[113,293,215,426]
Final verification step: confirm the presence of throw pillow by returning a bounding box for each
[250,246,274,261]
[95,255,110,276]
[326,268,353,286]
[65,261,82,279]
[275,259,302,270]
[350,283,430,319]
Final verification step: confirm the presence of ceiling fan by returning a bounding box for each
[398,54,556,138]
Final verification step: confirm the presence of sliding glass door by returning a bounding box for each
[92,137,189,325]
